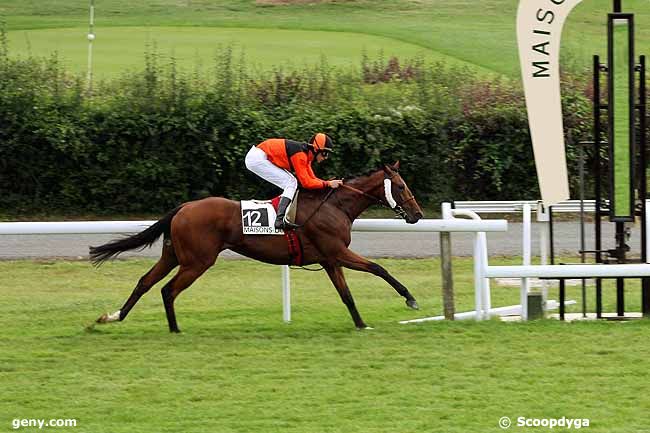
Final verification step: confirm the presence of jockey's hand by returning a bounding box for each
[328,179,343,189]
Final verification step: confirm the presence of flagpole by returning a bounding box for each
[87,0,95,92]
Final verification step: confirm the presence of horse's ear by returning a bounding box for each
[383,161,400,174]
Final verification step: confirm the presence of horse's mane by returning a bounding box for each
[343,165,390,182]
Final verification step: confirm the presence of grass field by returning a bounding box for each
[4,0,650,78]
[6,26,476,77]
[2,257,650,432]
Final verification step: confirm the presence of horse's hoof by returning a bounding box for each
[356,326,374,331]
[96,310,120,324]
[406,299,420,310]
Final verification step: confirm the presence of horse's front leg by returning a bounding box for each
[336,248,419,310]
[322,263,371,329]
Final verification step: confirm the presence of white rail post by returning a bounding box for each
[537,201,550,304]
[521,203,532,320]
[440,203,455,320]
[282,265,291,323]
[473,232,483,320]
[479,231,491,318]
[447,204,492,320]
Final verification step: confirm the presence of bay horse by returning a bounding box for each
[91,161,423,332]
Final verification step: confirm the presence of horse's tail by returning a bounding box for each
[89,206,183,267]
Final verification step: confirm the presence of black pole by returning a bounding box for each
[596,279,603,318]
[617,277,625,316]
[616,220,626,317]
[614,0,622,13]
[639,55,650,317]
[549,206,555,265]
[594,55,604,318]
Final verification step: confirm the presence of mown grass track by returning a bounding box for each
[1,258,650,432]
[4,0,650,78]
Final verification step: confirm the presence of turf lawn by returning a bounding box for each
[5,26,477,78]
[3,0,650,78]
[1,257,650,433]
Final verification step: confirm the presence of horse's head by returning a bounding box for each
[382,161,423,224]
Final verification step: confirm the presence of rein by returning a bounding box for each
[286,173,414,272]
[291,173,414,230]
[286,188,336,230]
[340,174,415,219]
[339,183,384,205]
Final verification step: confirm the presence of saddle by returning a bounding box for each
[273,190,299,227]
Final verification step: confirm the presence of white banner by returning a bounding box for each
[517,0,584,205]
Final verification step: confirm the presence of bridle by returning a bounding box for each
[340,172,415,220]
[289,172,416,230]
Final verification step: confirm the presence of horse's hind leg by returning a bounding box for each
[160,262,213,333]
[323,263,369,329]
[97,240,178,324]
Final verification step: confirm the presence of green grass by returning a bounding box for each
[4,0,650,78]
[2,257,650,432]
[6,26,484,78]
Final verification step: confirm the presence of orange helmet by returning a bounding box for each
[308,133,334,154]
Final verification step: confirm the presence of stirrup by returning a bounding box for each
[282,220,300,230]
[275,218,299,230]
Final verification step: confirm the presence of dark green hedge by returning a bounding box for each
[0,45,596,216]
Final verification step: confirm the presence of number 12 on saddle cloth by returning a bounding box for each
[240,198,303,266]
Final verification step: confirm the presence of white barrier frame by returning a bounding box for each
[481,201,650,297]
[0,215,508,323]
[400,202,574,323]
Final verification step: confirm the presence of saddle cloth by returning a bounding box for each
[240,200,284,235]
[240,191,300,235]
[240,196,303,265]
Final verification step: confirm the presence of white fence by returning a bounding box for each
[0,218,507,235]
[0,216,508,323]
[412,200,650,322]
[7,201,647,322]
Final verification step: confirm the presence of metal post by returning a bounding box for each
[473,232,483,320]
[537,202,549,304]
[594,54,604,318]
[479,232,491,316]
[616,220,626,317]
[639,56,650,317]
[549,206,555,265]
[560,278,566,320]
[282,265,291,323]
[617,276,625,317]
[440,231,455,320]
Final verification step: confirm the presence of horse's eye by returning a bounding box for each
[399,184,405,191]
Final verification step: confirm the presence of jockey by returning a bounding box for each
[245,133,343,229]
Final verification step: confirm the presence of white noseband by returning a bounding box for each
[384,178,397,209]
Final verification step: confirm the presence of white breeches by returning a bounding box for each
[245,146,297,199]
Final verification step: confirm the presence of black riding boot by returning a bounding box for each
[275,197,292,230]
